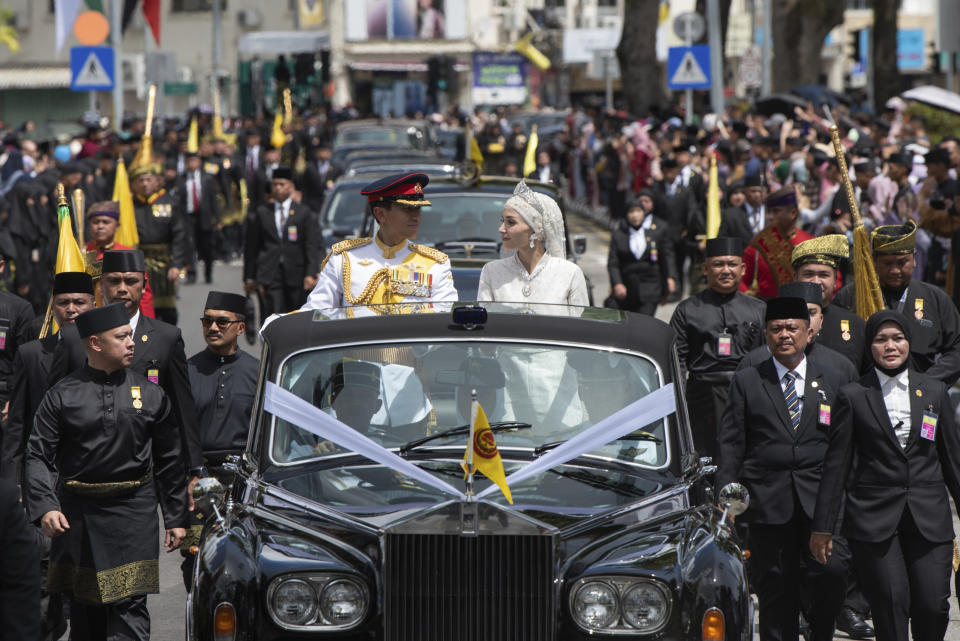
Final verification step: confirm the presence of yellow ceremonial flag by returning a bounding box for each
[523,124,539,178]
[659,0,670,24]
[514,33,551,72]
[112,158,140,247]
[706,151,721,239]
[55,202,85,275]
[298,0,325,27]
[461,401,513,504]
[187,114,199,153]
[271,109,286,150]
[468,129,484,173]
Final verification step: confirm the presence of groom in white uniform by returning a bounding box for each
[302,172,457,311]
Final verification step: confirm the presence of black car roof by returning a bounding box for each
[261,306,677,381]
[329,173,558,195]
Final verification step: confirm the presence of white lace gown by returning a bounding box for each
[476,255,589,305]
[475,254,590,432]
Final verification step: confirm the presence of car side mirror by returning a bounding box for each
[572,234,587,256]
[193,477,226,520]
[718,482,749,517]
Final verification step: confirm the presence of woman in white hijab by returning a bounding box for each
[477,181,589,305]
[476,181,589,432]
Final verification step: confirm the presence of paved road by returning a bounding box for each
[133,209,960,638]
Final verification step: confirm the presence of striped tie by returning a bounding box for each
[783,370,801,430]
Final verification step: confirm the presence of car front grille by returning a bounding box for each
[384,533,555,641]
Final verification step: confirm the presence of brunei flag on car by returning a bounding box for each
[461,400,513,504]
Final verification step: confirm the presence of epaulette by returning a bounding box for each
[320,237,372,272]
[408,243,448,264]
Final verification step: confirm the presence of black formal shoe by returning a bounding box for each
[836,607,875,639]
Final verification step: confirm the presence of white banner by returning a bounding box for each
[264,382,466,500]
[476,383,676,499]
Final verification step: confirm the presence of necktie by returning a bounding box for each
[192,174,201,213]
[783,370,801,430]
[277,205,288,237]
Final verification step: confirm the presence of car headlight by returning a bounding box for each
[271,579,317,626]
[267,575,369,631]
[572,581,619,629]
[621,581,671,631]
[569,577,673,634]
[319,579,366,627]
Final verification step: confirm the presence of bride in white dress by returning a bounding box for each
[476,181,589,305]
[476,181,589,432]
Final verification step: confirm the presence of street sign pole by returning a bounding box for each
[761,0,772,95]
[685,32,694,125]
[707,0,724,114]
[110,0,123,132]
[604,55,613,110]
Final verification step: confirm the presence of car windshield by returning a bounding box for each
[336,128,422,148]
[323,187,367,231]
[268,340,670,513]
[414,193,505,247]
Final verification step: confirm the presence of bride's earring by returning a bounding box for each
[529,233,537,249]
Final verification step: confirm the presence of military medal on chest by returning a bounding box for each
[390,265,433,297]
[131,386,142,409]
[915,298,924,320]
[840,319,851,341]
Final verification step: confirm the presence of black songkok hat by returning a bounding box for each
[53,271,94,296]
[102,249,146,273]
[764,296,810,323]
[743,173,763,188]
[925,147,951,166]
[331,360,381,396]
[705,237,743,258]
[204,291,247,315]
[272,166,294,182]
[777,281,822,308]
[888,151,913,168]
[76,302,129,338]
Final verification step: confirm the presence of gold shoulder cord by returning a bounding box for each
[408,243,449,264]
[319,237,372,273]
[341,253,390,305]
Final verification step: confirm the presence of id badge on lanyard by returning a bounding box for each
[718,330,732,356]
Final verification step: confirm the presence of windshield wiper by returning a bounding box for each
[533,431,662,457]
[398,421,531,456]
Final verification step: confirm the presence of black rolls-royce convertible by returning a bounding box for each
[187,304,751,641]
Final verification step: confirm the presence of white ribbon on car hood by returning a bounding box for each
[264,382,467,500]
[264,381,676,503]
[476,383,677,499]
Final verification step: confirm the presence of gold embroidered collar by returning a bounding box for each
[375,235,408,259]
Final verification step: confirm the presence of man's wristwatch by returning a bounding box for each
[189,466,210,478]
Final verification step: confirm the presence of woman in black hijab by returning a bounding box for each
[810,310,960,641]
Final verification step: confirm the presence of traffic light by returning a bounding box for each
[848,29,862,65]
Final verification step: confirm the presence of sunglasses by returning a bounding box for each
[201,316,242,328]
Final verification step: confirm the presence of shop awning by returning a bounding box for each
[237,31,330,54]
[348,61,471,72]
[0,64,71,89]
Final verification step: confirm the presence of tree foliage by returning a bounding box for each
[771,0,844,91]
[616,0,667,116]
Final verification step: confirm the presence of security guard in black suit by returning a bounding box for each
[607,191,677,315]
[243,166,324,317]
[833,221,960,383]
[792,234,867,372]
[669,237,766,458]
[812,310,960,641]
[718,297,853,641]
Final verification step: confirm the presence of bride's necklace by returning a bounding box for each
[515,254,549,297]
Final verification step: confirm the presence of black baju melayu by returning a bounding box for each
[188,348,259,459]
[818,302,867,372]
[669,288,766,458]
[24,365,188,640]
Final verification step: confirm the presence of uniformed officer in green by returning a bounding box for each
[130,162,190,325]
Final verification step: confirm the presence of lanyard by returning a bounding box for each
[895,286,909,313]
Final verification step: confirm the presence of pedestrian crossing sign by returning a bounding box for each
[667,45,711,90]
[70,46,115,91]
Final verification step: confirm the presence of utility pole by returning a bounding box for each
[761,0,772,95]
[707,0,723,114]
[111,0,124,132]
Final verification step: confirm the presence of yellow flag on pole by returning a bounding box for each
[55,199,85,275]
[271,110,286,150]
[705,151,721,239]
[461,401,513,504]
[187,114,199,153]
[523,124,539,178]
[468,128,484,174]
[112,158,140,247]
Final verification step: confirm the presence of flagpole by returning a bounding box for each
[465,389,477,499]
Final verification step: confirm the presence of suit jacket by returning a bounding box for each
[813,370,960,543]
[717,205,753,244]
[301,161,332,213]
[651,182,702,245]
[249,166,272,211]
[607,216,677,306]
[717,356,855,525]
[244,201,324,288]
[0,479,40,641]
[176,171,222,232]
[0,335,56,483]
[736,341,858,385]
